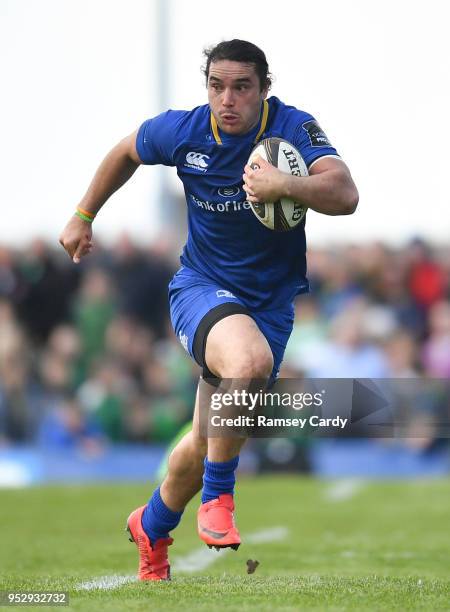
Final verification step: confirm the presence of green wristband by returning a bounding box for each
[75,210,94,223]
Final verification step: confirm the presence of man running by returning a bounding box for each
[59,39,358,581]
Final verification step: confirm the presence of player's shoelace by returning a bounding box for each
[138,536,172,579]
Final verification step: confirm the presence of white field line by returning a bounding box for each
[78,574,136,590]
[324,479,365,502]
[173,526,289,573]
[76,525,289,590]
[246,526,289,544]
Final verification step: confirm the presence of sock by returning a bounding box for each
[141,487,183,545]
[201,455,240,503]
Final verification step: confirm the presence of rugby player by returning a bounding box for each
[59,39,358,581]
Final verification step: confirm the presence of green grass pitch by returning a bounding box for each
[1,477,449,610]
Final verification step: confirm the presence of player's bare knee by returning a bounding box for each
[221,347,273,379]
[247,349,273,379]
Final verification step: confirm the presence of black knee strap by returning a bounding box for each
[192,302,250,380]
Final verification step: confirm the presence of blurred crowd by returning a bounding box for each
[0,235,449,451]
[284,240,450,379]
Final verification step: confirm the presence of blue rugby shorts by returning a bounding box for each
[168,266,294,382]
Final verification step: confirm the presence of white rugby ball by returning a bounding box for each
[248,137,308,231]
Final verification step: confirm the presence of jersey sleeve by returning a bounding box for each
[136,110,185,166]
[292,113,340,169]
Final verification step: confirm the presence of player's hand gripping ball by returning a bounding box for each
[246,138,308,231]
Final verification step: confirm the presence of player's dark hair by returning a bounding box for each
[203,39,272,91]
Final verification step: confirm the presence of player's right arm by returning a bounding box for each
[59,129,141,263]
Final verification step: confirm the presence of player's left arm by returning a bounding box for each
[243,155,359,216]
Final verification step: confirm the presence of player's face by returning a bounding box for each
[207,60,268,135]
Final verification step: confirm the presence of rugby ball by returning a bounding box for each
[248,138,308,231]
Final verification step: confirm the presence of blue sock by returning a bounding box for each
[141,487,183,545]
[201,455,240,503]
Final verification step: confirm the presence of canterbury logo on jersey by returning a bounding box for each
[185,152,210,171]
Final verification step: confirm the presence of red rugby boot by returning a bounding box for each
[126,505,173,581]
[197,494,241,551]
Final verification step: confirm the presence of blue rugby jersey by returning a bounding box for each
[136,96,339,309]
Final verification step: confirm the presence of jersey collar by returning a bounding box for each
[210,99,269,145]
